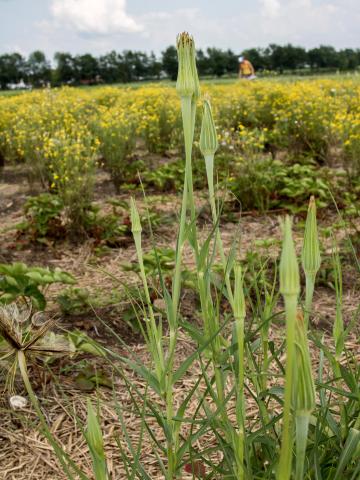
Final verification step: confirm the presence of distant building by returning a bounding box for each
[7,79,31,90]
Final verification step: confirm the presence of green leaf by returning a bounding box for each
[26,271,46,284]
[4,275,20,288]
[121,357,161,396]
[75,375,96,391]
[333,428,360,480]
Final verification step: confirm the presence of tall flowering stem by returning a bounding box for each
[172,32,199,319]
[149,32,201,479]
[277,217,300,480]
[293,312,315,480]
[200,98,234,309]
[130,198,165,386]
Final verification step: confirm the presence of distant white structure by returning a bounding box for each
[7,79,31,90]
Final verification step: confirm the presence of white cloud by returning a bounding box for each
[136,8,202,49]
[50,0,142,34]
[10,0,358,58]
[260,0,281,18]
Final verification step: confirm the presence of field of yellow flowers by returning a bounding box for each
[0,77,359,231]
[0,76,360,479]
[1,77,360,182]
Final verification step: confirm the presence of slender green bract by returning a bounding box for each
[293,312,315,480]
[301,196,321,327]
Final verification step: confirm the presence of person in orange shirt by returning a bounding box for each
[238,56,255,79]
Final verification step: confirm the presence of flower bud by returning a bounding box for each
[86,400,105,460]
[292,311,315,413]
[200,99,218,158]
[176,32,196,98]
[280,216,300,297]
[130,197,142,234]
[302,196,321,279]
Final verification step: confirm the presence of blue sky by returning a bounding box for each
[1,0,359,58]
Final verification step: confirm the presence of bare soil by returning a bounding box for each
[0,165,359,479]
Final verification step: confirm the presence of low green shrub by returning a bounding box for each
[57,287,92,315]
[92,104,137,192]
[15,195,163,248]
[16,193,65,243]
[0,262,75,310]
[227,157,349,212]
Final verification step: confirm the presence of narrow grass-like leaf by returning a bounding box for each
[333,428,360,480]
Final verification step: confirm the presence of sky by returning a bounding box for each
[0,0,359,59]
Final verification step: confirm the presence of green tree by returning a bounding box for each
[206,48,228,77]
[26,50,51,86]
[161,46,178,80]
[196,49,209,76]
[224,49,239,74]
[98,51,122,83]
[148,52,162,79]
[338,49,359,70]
[53,52,75,85]
[281,44,307,69]
[0,53,25,89]
[74,54,99,82]
[308,45,339,69]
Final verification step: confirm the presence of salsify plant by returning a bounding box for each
[120,33,359,480]
[123,34,359,480]
[2,32,359,480]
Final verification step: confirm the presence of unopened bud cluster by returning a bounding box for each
[130,197,142,234]
[280,216,300,297]
[302,196,321,279]
[200,98,218,158]
[176,32,200,100]
[86,400,106,459]
[292,312,316,413]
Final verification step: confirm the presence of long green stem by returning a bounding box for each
[133,233,165,385]
[277,296,297,480]
[164,94,195,480]
[295,413,311,480]
[172,95,193,319]
[17,350,87,480]
[204,153,238,438]
[235,312,245,479]
[204,154,234,309]
[304,274,315,328]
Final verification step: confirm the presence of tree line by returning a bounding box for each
[1,43,359,89]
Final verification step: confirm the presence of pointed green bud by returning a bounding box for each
[130,197,142,234]
[200,98,218,158]
[86,400,105,460]
[302,196,321,279]
[292,312,315,413]
[280,216,300,297]
[176,32,196,98]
